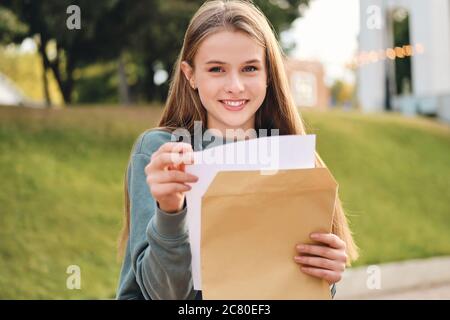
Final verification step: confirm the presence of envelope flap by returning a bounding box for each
[203,167,338,198]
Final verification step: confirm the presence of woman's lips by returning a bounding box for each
[219,99,249,111]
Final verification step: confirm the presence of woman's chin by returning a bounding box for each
[221,120,255,132]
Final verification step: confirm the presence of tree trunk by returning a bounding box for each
[38,34,52,107]
[143,58,156,102]
[47,45,74,105]
[118,53,131,106]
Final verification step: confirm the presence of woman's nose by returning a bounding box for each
[225,73,245,93]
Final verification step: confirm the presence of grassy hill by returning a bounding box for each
[0,105,449,299]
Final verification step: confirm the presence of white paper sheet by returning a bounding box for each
[185,134,316,290]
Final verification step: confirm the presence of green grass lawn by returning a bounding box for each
[0,105,449,299]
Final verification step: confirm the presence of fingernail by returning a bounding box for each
[310,233,319,239]
[297,244,305,250]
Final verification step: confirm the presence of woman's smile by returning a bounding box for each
[219,99,249,111]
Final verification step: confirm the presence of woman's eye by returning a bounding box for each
[209,67,223,72]
[209,66,258,73]
[243,66,258,72]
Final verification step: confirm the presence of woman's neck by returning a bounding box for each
[206,114,258,141]
[206,127,258,141]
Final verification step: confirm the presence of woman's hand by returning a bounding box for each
[144,142,198,213]
[294,233,348,285]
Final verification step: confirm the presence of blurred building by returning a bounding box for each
[0,72,26,106]
[284,57,330,110]
[357,0,450,123]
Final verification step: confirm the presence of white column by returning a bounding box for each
[357,0,387,112]
[409,0,450,96]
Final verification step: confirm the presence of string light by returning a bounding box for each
[351,43,425,68]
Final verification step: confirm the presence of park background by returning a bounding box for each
[0,0,449,299]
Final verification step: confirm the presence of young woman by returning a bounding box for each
[116,0,358,300]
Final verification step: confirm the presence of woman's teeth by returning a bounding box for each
[221,100,247,107]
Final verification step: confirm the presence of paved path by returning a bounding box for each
[334,256,450,300]
[371,283,450,300]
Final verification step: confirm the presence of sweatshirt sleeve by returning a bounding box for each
[119,130,197,300]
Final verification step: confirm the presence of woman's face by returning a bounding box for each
[181,30,267,136]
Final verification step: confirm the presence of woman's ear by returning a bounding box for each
[181,61,196,89]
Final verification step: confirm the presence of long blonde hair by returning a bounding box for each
[119,0,358,263]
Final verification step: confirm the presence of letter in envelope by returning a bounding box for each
[200,167,338,300]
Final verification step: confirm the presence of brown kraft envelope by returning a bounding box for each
[200,167,338,300]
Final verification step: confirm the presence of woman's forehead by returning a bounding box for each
[195,30,265,65]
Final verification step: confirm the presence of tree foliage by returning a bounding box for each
[0,0,309,105]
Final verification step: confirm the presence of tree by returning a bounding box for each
[0,0,128,105]
[331,79,354,107]
[0,6,28,43]
[1,0,310,105]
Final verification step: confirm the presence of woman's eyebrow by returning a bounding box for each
[205,59,262,65]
